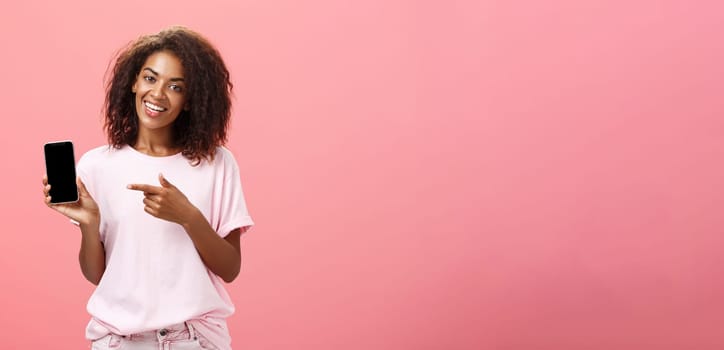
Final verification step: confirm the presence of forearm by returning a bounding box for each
[78,221,106,285]
[181,210,241,283]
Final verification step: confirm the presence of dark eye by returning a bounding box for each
[144,76,156,83]
[170,84,184,93]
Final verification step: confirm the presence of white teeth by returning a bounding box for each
[144,101,167,112]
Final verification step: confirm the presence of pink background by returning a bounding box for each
[1,0,723,349]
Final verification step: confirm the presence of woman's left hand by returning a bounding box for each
[127,173,197,225]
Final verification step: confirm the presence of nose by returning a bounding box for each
[150,83,164,99]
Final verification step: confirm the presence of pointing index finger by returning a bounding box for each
[127,184,163,194]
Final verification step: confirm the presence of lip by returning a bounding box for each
[142,100,167,118]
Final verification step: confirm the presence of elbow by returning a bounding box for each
[221,274,237,283]
[84,271,103,285]
[221,265,241,283]
[221,258,241,283]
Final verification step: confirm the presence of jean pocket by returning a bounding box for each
[91,334,123,349]
[167,338,202,350]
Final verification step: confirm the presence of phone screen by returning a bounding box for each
[44,141,79,204]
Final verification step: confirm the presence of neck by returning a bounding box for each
[133,128,179,157]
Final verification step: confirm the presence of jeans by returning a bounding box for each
[90,322,217,350]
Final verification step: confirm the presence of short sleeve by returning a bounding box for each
[71,147,107,238]
[76,151,91,190]
[69,150,93,227]
[214,148,254,238]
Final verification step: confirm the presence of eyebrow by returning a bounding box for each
[142,67,185,82]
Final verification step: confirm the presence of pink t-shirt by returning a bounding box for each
[76,145,254,349]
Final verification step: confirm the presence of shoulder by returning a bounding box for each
[214,146,235,159]
[78,145,113,167]
[208,147,243,177]
[79,145,113,162]
[78,145,131,170]
[76,145,116,182]
[212,146,239,166]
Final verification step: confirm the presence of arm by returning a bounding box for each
[182,214,244,283]
[78,220,106,285]
[128,173,245,283]
[43,175,106,285]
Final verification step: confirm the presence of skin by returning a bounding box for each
[43,50,244,285]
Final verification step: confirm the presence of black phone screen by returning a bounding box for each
[44,141,79,204]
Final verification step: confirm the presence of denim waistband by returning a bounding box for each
[125,321,197,342]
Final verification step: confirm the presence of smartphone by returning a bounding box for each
[44,140,79,204]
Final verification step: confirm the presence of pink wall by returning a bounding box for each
[1,0,723,349]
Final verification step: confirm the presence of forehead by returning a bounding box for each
[141,51,184,78]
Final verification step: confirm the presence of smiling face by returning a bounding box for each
[131,50,187,137]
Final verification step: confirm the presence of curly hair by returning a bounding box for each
[103,26,233,165]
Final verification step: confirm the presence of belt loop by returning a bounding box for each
[157,329,166,349]
[186,321,196,340]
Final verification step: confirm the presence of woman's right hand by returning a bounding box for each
[43,175,100,227]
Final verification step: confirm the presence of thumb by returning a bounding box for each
[159,173,174,188]
[76,177,89,195]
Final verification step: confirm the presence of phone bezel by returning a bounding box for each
[44,140,79,204]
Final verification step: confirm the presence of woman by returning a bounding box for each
[42,26,254,349]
